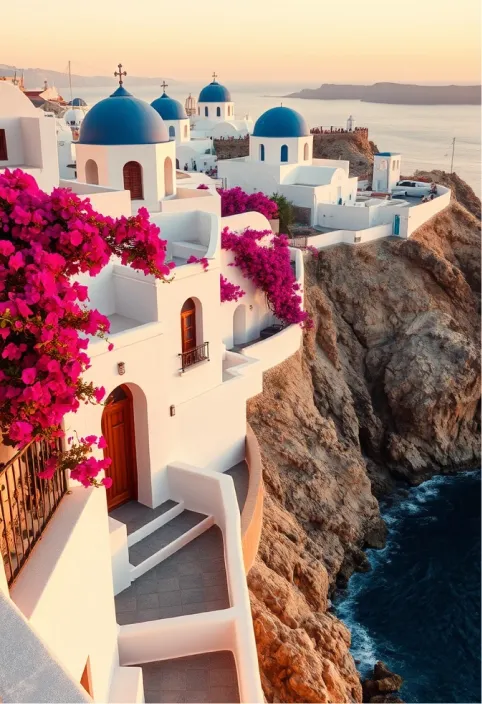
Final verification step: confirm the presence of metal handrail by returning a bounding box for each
[179,341,210,373]
[0,437,67,586]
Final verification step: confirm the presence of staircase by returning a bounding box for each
[111,499,214,584]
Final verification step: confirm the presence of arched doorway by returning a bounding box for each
[85,159,99,185]
[101,385,137,511]
[233,304,247,346]
[123,161,143,200]
[164,157,174,196]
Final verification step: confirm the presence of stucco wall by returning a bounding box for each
[242,426,264,573]
[399,187,451,237]
[10,488,122,702]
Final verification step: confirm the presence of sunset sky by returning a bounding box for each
[2,0,480,83]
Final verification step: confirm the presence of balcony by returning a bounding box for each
[0,438,67,586]
[179,342,210,373]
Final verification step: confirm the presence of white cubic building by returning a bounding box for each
[373,152,401,192]
[218,105,358,225]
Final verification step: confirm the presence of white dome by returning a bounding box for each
[0,82,38,117]
[64,107,85,127]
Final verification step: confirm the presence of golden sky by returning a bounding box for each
[2,0,480,83]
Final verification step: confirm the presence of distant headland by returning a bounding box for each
[0,64,176,89]
[285,82,481,105]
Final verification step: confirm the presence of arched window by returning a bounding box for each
[85,159,99,185]
[169,125,175,139]
[198,107,200,115]
[216,107,221,117]
[184,124,188,138]
[303,143,309,161]
[123,161,143,200]
[204,106,209,117]
[280,144,288,162]
[164,156,174,196]
[259,144,265,161]
[181,298,196,354]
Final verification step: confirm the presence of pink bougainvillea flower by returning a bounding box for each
[21,368,37,385]
[101,477,113,488]
[98,436,107,449]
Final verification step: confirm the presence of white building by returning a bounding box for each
[0,76,307,704]
[218,105,358,226]
[150,85,216,173]
[190,75,253,139]
[0,81,59,193]
[373,152,401,192]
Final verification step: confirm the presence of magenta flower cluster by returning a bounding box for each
[0,168,174,485]
[187,255,209,271]
[221,227,310,327]
[220,275,245,303]
[218,187,278,220]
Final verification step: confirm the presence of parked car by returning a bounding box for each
[392,180,431,197]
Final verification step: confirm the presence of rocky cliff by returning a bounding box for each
[247,199,480,702]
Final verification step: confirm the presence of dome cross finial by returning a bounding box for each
[161,80,168,93]
[114,63,127,86]
[212,71,218,82]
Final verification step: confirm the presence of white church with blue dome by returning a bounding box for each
[218,105,358,226]
[190,74,253,139]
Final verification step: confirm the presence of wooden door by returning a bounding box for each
[181,298,196,353]
[123,161,143,200]
[101,385,137,511]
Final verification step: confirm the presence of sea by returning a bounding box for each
[71,81,481,197]
[335,470,482,704]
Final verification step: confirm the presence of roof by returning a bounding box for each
[0,82,38,117]
[79,85,169,146]
[198,81,231,103]
[253,106,309,138]
[151,93,187,120]
[376,152,400,157]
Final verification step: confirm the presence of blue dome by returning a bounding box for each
[69,97,87,107]
[151,93,187,120]
[198,81,231,103]
[79,86,169,145]
[253,106,309,138]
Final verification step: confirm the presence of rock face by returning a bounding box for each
[247,200,480,702]
[363,661,404,702]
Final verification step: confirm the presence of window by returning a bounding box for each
[169,125,175,139]
[123,161,143,200]
[259,144,265,161]
[184,124,188,138]
[216,107,221,117]
[85,159,99,185]
[198,107,200,115]
[181,298,196,353]
[204,106,209,117]
[280,144,288,162]
[303,142,309,161]
[0,129,7,160]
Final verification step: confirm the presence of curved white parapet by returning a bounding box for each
[240,323,303,373]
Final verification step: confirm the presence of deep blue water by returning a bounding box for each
[335,471,481,703]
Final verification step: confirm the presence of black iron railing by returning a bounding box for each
[0,437,67,586]
[179,341,210,372]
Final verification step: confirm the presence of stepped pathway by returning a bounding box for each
[138,651,240,703]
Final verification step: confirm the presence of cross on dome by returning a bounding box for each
[161,80,168,93]
[212,71,218,82]
[114,63,127,86]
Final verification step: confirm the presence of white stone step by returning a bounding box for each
[128,513,214,581]
[128,501,185,548]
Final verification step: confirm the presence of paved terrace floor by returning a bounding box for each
[138,651,240,703]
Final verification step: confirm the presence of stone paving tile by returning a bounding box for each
[137,651,239,703]
[128,510,206,567]
[115,526,229,625]
[110,499,178,535]
[224,462,249,512]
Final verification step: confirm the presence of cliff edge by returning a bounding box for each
[247,198,480,702]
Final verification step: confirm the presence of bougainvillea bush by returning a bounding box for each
[221,226,310,327]
[0,168,174,486]
[220,275,245,303]
[218,187,278,220]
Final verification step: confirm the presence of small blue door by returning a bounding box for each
[393,214,400,236]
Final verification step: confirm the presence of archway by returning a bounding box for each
[303,143,309,161]
[85,159,99,185]
[233,304,248,346]
[123,161,143,200]
[164,157,174,196]
[101,385,137,511]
